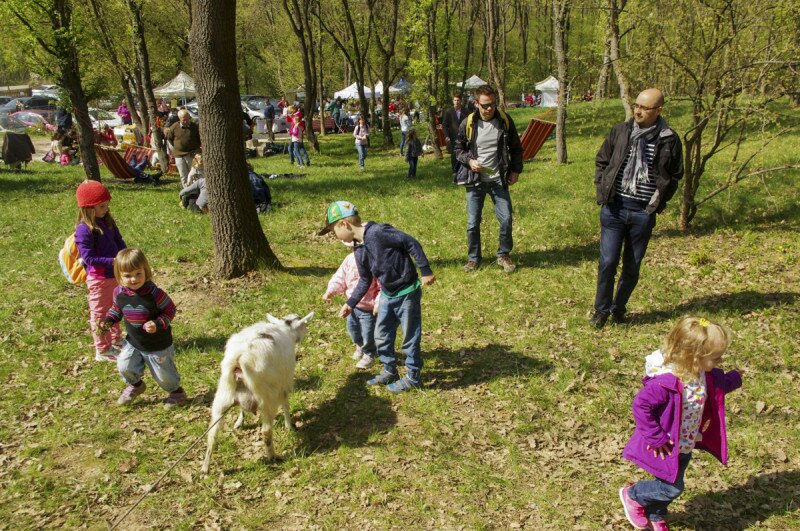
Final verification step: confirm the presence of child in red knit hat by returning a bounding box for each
[75,180,127,362]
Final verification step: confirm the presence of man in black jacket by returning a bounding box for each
[453,84,523,273]
[590,88,684,328]
[442,93,469,175]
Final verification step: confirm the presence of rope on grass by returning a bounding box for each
[109,403,234,531]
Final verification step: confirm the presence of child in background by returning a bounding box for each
[322,241,380,369]
[45,131,64,162]
[353,116,370,170]
[74,181,127,361]
[319,201,435,392]
[405,129,423,178]
[186,153,203,187]
[98,248,187,408]
[619,316,743,530]
[290,108,311,167]
[60,146,73,166]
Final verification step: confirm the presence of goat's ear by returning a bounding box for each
[266,314,282,324]
[299,311,314,325]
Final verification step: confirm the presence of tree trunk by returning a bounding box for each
[317,16,326,137]
[553,0,570,163]
[283,0,319,152]
[596,36,610,99]
[133,66,149,131]
[190,0,281,277]
[425,1,443,159]
[608,0,633,119]
[484,0,506,107]
[125,0,169,167]
[62,57,102,182]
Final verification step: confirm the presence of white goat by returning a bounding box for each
[202,312,313,474]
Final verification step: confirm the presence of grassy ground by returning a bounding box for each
[0,99,798,530]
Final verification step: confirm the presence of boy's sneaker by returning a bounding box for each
[648,521,669,531]
[497,255,516,273]
[164,388,188,410]
[619,486,648,529]
[386,375,421,393]
[95,349,118,362]
[367,370,398,386]
[352,347,363,361]
[118,381,146,405]
[355,353,375,369]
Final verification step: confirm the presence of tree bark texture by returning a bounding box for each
[190,0,281,277]
[553,0,569,163]
[425,1,443,158]
[608,0,633,119]
[368,0,405,147]
[125,0,170,169]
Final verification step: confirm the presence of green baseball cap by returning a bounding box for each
[318,200,358,235]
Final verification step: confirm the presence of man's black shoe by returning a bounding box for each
[611,311,628,325]
[589,312,609,329]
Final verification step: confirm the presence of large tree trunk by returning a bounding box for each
[125,0,170,167]
[484,0,506,108]
[596,36,611,99]
[553,0,570,163]
[190,0,281,277]
[608,0,633,119]
[62,57,102,182]
[425,1,443,159]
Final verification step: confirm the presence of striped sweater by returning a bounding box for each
[104,281,176,351]
[613,140,658,204]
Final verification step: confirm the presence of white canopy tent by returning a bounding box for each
[153,71,196,100]
[373,81,407,97]
[534,75,560,107]
[391,78,412,94]
[334,82,372,100]
[456,74,488,89]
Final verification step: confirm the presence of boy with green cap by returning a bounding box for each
[319,201,436,392]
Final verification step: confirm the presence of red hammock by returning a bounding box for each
[519,118,556,161]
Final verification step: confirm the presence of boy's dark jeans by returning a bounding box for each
[375,287,422,380]
[594,198,655,315]
[407,156,418,178]
[346,307,377,357]
[630,452,691,522]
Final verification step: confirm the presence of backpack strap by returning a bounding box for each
[465,109,510,140]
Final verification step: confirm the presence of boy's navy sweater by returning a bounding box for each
[347,222,433,308]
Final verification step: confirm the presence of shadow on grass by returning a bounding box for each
[671,470,800,530]
[284,265,337,277]
[173,335,228,353]
[296,371,396,454]
[633,291,798,324]
[424,344,553,390]
[431,239,598,269]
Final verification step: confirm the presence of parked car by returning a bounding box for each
[0,111,27,132]
[241,101,264,121]
[23,95,59,111]
[89,108,122,129]
[2,97,30,111]
[0,96,11,106]
[10,110,57,132]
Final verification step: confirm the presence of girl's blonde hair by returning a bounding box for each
[113,248,153,285]
[76,206,116,235]
[662,316,730,379]
[192,153,203,168]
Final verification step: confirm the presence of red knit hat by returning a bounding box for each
[76,180,112,208]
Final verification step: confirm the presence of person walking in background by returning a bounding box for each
[442,93,468,177]
[405,129,423,179]
[590,88,684,329]
[117,101,132,125]
[453,84,523,274]
[353,115,370,170]
[263,99,276,142]
[289,108,311,168]
[165,109,202,185]
[399,108,411,155]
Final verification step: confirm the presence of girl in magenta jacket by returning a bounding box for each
[619,316,742,530]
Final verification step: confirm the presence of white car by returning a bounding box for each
[241,102,264,121]
[89,108,122,129]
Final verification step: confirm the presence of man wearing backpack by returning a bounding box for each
[453,84,523,273]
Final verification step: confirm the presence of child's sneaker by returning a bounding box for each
[619,486,648,529]
[386,375,421,393]
[164,388,188,410]
[367,370,398,386]
[95,349,118,362]
[352,347,363,361]
[355,353,375,369]
[648,521,669,531]
[118,381,146,405]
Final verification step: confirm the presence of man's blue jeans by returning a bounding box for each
[356,143,368,167]
[594,199,655,315]
[466,180,513,262]
[375,287,423,380]
[630,453,691,521]
[346,307,377,357]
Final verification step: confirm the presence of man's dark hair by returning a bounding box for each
[452,92,463,99]
[474,84,497,98]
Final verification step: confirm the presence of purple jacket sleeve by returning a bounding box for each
[75,223,115,271]
[721,369,742,394]
[631,381,671,448]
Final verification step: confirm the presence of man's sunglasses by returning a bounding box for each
[477,101,497,110]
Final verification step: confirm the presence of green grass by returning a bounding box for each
[0,99,798,529]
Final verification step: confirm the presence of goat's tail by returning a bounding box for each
[201,356,239,474]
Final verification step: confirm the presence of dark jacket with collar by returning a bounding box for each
[453,109,523,188]
[442,106,469,143]
[595,118,684,214]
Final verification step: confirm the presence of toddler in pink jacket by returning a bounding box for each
[322,242,380,369]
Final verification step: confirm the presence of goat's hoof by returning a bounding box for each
[201,465,210,474]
